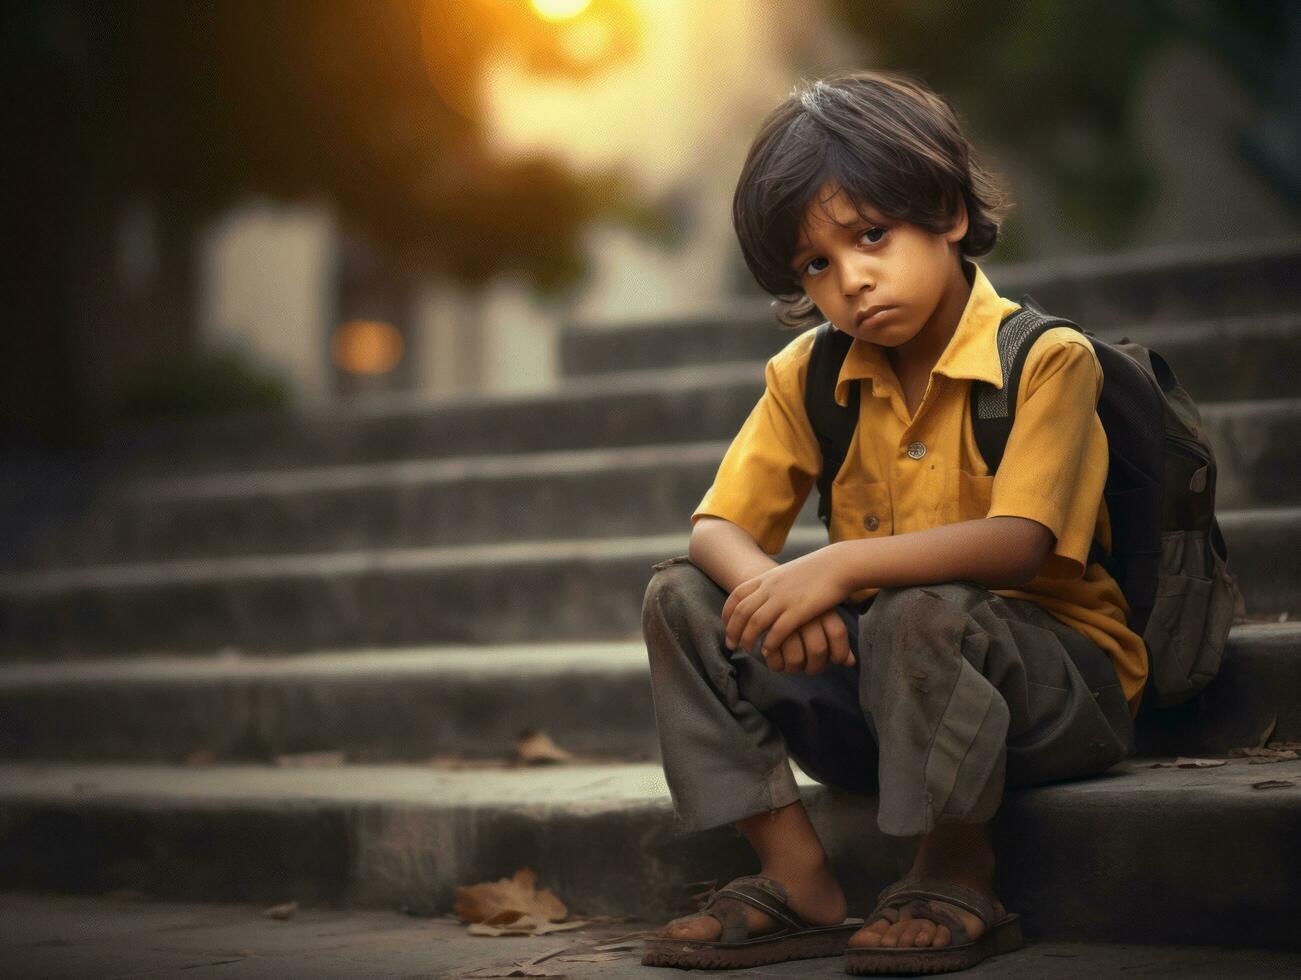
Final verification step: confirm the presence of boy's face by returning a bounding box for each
[789,181,969,354]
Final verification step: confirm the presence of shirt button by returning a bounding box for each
[906,441,927,460]
[864,514,880,531]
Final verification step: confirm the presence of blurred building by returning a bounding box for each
[177,1,1301,408]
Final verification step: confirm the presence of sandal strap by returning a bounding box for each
[864,875,999,946]
[699,874,807,943]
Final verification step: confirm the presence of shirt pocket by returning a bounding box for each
[936,469,996,526]
[830,479,893,541]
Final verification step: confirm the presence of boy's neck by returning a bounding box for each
[885,256,974,379]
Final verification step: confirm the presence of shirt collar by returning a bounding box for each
[833,258,1019,407]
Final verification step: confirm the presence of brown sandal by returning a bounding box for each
[843,875,1024,975]
[641,873,866,970]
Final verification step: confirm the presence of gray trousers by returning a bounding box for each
[641,556,1136,838]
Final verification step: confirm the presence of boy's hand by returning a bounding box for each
[722,546,852,664]
[766,609,856,675]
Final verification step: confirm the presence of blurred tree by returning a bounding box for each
[1,0,671,445]
[828,0,1298,254]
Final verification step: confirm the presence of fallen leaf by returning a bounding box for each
[1257,715,1278,748]
[1150,757,1227,769]
[515,730,573,765]
[274,750,346,768]
[1250,780,1294,790]
[264,901,297,920]
[1248,751,1299,764]
[556,952,625,963]
[1267,740,1301,750]
[468,917,589,937]
[455,868,568,927]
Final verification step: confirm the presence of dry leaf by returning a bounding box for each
[264,901,297,920]
[274,750,346,768]
[515,730,573,765]
[1251,780,1294,790]
[455,868,568,927]
[469,917,589,937]
[556,952,625,963]
[1269,740,1301,750]
[1150,757,1227,769]
[1248,751,1299,764]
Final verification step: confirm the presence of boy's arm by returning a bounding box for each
[688,516,780,594]
[824,515,1055,594]
[718,515,1053,657]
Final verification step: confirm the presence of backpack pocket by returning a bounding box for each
[1143,529,1237,706]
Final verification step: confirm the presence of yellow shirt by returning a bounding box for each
[691,259,1149,717]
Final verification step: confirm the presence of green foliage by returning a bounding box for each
[21,0,669,297]
[828,0,1290,250]
[117,346,290,423]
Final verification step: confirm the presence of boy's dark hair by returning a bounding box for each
[733,69,1014,328]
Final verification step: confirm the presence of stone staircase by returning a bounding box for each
[0,238,1299,952]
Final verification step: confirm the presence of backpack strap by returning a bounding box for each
[805,321,858,529]
[971,294,1120,582]
[969,294,1072,472]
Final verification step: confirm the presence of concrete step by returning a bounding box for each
[22,397,1300,569]
[6,893,1301,980]
[0,509,1295,658]
[104,312,1301,482]
[565,304,1301,400]
[0,642,656,764]
[562,235,1301,375]
[0,756,1297,948]
[0,625,1294,765]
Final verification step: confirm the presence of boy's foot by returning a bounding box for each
[657,863,848,941]
[846,874,1002,949]
[848,884,999,947]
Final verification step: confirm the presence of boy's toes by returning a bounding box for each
[847,917,892,948]
[660,912,722,941]
[903,918,934,947]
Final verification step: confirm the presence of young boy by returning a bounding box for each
[640,69,1145,975]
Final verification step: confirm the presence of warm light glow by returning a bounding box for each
[530,0,592,23]
[331,320,405,375]
[560,16,612,60]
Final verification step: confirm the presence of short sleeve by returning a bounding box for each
[986,331,1107,580]
[690,332,822,554]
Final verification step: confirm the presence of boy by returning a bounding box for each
[640,69,1144,975]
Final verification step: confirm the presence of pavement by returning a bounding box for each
[3,892,1301,979]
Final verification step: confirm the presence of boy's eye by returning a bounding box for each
[800,226,888,278]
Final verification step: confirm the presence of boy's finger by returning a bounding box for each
[820,613,852,666]
[800,623,829,675]
[777,633,805,673]
[737,602,775,656]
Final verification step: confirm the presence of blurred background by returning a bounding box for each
[2,4,1301,958]
[4,0,1299,450]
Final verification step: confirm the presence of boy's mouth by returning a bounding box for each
[855,305,897,329]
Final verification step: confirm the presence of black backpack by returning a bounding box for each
[804,295,1245,710]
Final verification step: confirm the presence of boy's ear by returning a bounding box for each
[944,197,969,243]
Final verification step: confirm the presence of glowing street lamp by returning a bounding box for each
[530,0,592,22]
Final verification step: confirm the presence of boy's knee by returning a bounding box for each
[861,584,977,672]
[642,558,719,632]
